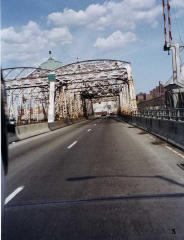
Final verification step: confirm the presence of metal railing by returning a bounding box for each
[132,108,184,121]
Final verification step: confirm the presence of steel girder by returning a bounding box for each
[3,60,137,124]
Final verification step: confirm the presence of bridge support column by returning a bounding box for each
[48,73,56,123]
[18,90,23,125]
[128,78,137,111]
[119,91,123,113]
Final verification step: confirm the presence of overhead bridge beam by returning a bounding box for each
[62,78,128,84]
[67,83,124,91]
[91,95,119,98]
[6,85,48,90]
[3,59,137,124]
[4,67,127,82]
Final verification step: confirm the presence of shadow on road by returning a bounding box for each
[66,175,184,188]
[5,175,184,209]
[138,131,148,135]
[6,192,184,208]
[151,140,165,145]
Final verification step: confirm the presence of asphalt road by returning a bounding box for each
[3,117,184,240]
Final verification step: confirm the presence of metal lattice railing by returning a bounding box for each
[132,109,184,121]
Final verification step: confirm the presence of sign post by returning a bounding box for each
[48,73,56,123]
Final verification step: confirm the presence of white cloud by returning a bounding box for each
[45,27,72,44]
[4,0,183,67]
[1,21,72,64]
[48,4,106,28]
[171,0,184,8]
[48,0,162,30]
[94,31,136,50]
[170,0,184,17]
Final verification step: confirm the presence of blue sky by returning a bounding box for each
[2,0,184,93]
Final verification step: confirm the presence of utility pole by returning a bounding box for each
[162,0,184,108]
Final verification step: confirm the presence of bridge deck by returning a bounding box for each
[3,117,184,239]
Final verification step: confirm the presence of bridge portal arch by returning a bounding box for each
[3,59,137,124]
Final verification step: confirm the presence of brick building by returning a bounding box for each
[136,81,165,109]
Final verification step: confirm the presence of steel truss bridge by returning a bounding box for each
[3,59,137,125]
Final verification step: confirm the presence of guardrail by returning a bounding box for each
[132,109,184,121]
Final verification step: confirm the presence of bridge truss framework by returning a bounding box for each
[3,59,137,125]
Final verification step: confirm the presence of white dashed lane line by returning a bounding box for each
[166,146,184,159]
[67,141,78,149]
[4,186,24,205]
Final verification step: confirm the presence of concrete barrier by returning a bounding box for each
[48,118,86,131]
[129,116,184,150]
[8,122,50,143]
[16,122,50,140]
[48,119,70,131]
[8,117,90,143]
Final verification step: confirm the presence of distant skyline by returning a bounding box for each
[1,0,184,93]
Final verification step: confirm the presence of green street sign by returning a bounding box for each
[48,74,56,82]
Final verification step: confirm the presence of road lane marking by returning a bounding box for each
[94,124,96,126]
[87,129,92,132]
[166,146,184,159]
[4,186,24,205]
[67,141,78,149]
